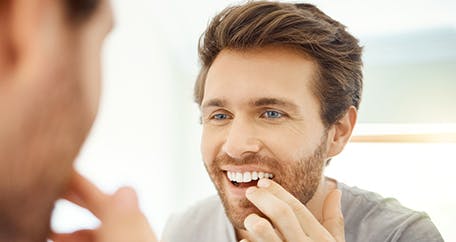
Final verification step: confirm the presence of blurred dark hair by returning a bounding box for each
[65,0,100,23]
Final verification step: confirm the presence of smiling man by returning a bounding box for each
[162,1,443,242]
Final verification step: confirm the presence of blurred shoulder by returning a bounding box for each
[161,195,234,242]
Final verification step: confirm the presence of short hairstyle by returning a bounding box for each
[194,1,363,126]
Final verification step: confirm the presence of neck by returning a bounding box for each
[306,176,337,223]
[236,176,337,240]
[0,176,59,242]
[0,139,73,242]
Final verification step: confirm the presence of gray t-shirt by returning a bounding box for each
[162,182,443,242]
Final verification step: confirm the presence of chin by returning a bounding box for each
[220,192,266,229]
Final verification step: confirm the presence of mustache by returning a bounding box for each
[214,153,280,168]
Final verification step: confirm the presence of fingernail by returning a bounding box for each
[246,186,257,195]
[257,178,270,188]
[114,187,138,210]
[243,213,256,228]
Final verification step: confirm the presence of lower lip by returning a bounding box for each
[223,172,259,197]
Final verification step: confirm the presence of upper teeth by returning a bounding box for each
[227,171,273,183]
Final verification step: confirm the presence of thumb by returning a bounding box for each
[97,187,158,242]
[322,189,345,242]
[111,187,140,213]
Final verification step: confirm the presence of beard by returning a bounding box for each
[205,133,328,230]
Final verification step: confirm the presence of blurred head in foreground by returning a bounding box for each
[0,0,113,240]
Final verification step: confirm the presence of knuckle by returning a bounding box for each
[252,219,271,234]
[335,216,345,227]
[324,216,345,228]
[271,203,293,218]
[294,202,308,215]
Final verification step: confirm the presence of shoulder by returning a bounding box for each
[339,182,443,242]
[161,195,233,242]
[166,195,222,225]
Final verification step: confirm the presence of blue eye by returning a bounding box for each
[263,110,283,119]
[213,113,228,120]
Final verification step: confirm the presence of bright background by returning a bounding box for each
[51,0,456,241]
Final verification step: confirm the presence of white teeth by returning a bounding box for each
[258,172,265,179]
[252,171,258,180]
[243,172,251,182]
[228,171,234,181]
[226,171,273,183]
[236,172,243,182]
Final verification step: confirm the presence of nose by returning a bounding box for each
[222,117,261,160]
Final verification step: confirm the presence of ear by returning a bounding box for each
[0,1,13,79]
[0,0,67,81]
[327,106,357,157]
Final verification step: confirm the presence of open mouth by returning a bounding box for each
[225,171,274,187]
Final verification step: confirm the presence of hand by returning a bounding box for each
[240,179,344,242]
[50,171,158,242]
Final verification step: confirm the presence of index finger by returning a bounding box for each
[256,178,334,240]
[64,170,109,219]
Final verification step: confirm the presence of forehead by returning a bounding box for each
[203,46,320,108]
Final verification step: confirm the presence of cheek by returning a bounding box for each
[79,42,103,119]
[261,126,313,158]
[201,127,217,165]
[78,2,113,115]
[89,59,101,113]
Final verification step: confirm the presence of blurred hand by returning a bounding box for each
[50,171,158,242]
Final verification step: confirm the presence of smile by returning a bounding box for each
[226,171,274,183]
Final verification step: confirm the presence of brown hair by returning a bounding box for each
[194,1,363,126]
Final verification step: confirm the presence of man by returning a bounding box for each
[162,1,443,242]
[0,0,157,241]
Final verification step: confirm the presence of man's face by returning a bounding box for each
[61,0,114,121]
[16,0,114,189]
[201,46,331,229]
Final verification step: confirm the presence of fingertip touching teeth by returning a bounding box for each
[226,171,274,183]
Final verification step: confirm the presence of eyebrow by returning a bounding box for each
[251,97,301,113]
[202,99,226,109]
[202,97,299,111]
[251,98,294,107]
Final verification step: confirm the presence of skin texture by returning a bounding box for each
[200,46,357,241]
[0,0,157,241]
